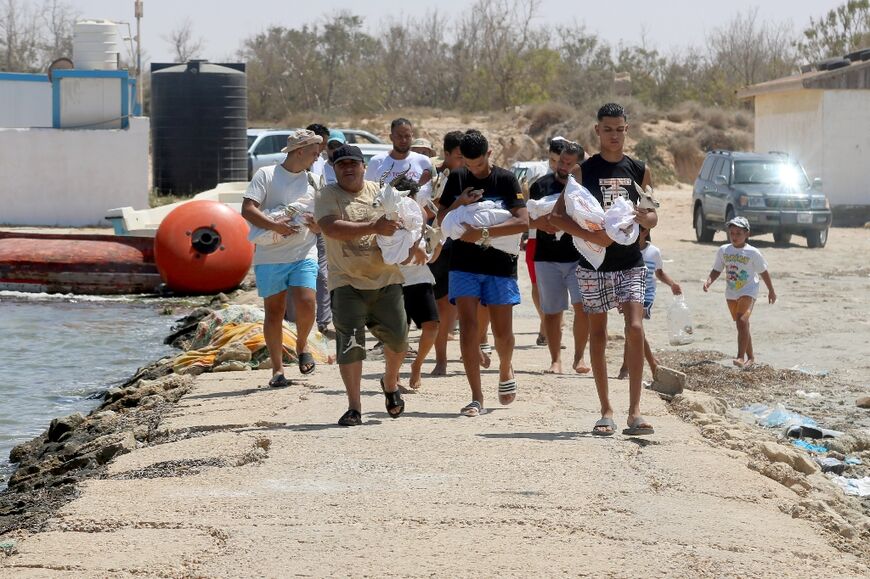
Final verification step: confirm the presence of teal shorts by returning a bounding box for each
[254,259,318,298]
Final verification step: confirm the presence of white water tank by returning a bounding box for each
[72,20,119,70]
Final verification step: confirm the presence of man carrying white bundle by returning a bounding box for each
[437,130,529,417]
[551,103,658,438]
[241,129,323,388]
[365,118,433,206]
[528,141,591,375]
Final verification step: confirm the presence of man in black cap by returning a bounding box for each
[315,145,421,426]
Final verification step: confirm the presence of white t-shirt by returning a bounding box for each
[310,154,327,177]
[641,243,663,304]
[399,263,435,286]
[323,162,337,185]
[244,164,318,266]
[365,151,433,186]
[712,243,768,300]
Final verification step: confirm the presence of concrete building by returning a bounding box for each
[0,70,146,226]
[738,56,870,226]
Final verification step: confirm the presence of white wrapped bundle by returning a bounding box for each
[562,176,606,269]
[604,196,639,245]
[377,196,425,265]
[247,195,315,246]
[526,193,561,219]
[441,200,521,256]
[526,192,565,240]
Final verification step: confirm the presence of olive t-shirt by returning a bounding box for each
[314,181,403,290]
[438,166,525,278]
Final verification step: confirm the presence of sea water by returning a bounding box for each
[0,291,179,487]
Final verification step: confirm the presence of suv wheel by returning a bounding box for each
[806,228,828,249]
[694,205,714,243]
[773,231,792,245]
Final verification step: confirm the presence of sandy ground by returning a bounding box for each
[2,186,869,577]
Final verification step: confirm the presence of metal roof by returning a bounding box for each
[737,57,870,100]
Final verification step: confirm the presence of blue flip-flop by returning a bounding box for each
[592,417,616,436]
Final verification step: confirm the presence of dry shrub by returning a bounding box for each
[632,136,675,184]
[670,137,705,183]
[697,127,739,152]
[666,111,685,123]
[734,110,752,129]
[706,109,728,130]
[527,102,576,136]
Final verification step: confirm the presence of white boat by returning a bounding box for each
[105,181,248,237]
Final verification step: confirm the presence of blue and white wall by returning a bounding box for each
[0,70,147,226]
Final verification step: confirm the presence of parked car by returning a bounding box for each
[338,129,386,144]
[247,128,298,179]
[357,143,392,164]
[692,150,832,248]
[247,128,390,179]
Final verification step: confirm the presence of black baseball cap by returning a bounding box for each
[331,145,364,164]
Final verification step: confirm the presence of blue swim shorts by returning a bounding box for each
[254,258,318,298]
[448,270,521,306]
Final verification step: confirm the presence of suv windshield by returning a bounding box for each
[733,160,808,188]
[247,135,256,149]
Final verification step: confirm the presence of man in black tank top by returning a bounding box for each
[550,103,658,437]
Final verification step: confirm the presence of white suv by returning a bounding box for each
[247,128,298,179]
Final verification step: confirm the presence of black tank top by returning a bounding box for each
[580,154,646,271]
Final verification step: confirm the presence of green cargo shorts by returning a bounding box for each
[330,284,409,364]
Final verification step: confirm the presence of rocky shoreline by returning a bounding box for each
[0,367,194,535]
[0,293,232,536]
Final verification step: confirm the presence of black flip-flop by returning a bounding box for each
[380,378,405,418]
[298,352,316,375]
[338,409,362,426]
[268,374,289,388]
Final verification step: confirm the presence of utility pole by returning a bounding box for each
[135,0,143,110]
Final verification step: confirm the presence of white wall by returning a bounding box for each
[0,117,149,226]
[754,90,824,184]
[59,77,123,129]
[821,91,870,207]
[754,89,870,209]
[0,78,52,128]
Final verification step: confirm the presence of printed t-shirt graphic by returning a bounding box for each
[579,154,646,272]
[712,243,768,300]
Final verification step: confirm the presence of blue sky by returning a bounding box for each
[69,0,847,63]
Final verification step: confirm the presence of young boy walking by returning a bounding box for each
[617,226,681,379]
[703,216,777,368]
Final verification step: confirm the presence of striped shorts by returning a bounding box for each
[576,266,646,314]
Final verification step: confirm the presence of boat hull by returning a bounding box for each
[0,232,161,295]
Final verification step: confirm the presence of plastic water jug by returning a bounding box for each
[668,295,694,346]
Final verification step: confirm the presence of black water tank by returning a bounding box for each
[151,61,247,195]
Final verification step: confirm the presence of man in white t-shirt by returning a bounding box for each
[304,123,334,338]
[321,129,347,186]
[306,123,330,180]
[241,129,323,388]
[364,118,433,195]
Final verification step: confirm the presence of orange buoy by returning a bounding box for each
[154,200,253,294]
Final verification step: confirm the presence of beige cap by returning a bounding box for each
[281,129,323,153]
[410,138,435,157]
